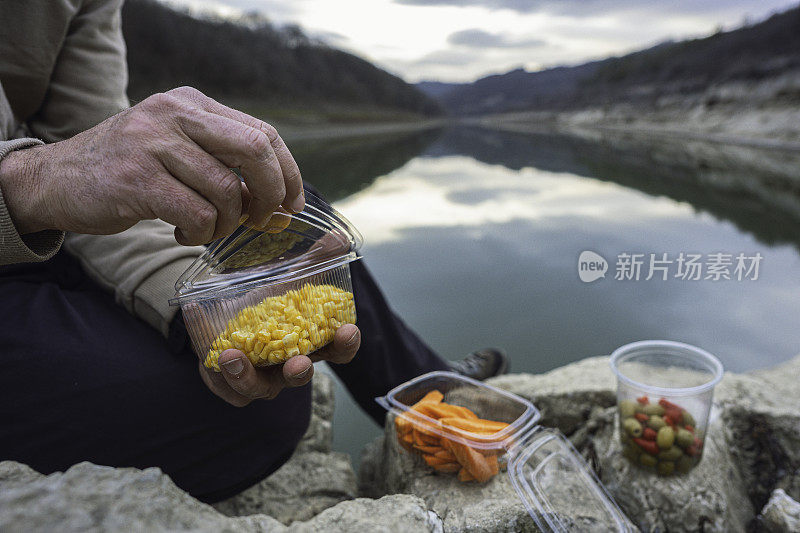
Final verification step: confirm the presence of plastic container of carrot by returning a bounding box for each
[376,371,635,532]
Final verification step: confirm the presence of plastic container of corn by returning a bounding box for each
[170,191,363,371]
[610,340,724,476]
[377,372,635,532]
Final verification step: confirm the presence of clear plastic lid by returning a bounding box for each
[172,191,363,303]
[507,428,635,532]
[376,372,633,532]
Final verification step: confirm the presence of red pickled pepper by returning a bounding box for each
[637,396,650,405]
[634,413,649,422]
[633,438,659,455]
[642,428,657,441]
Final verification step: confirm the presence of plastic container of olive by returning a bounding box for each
[170,191,363,371]
[610,340,724,476]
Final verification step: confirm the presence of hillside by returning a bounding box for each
[121,0,440,117]
[424,5,800,116]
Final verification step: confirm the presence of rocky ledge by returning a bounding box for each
[2,356,799,532]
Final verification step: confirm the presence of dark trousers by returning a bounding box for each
[0,250,447,502]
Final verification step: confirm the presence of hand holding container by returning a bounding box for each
[171,191,363,370]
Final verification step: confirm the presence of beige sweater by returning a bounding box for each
[0,0,204,336]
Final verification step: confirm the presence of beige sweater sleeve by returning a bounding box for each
[0,138,65,264]
[65,222,204,337]
[0,0,204,335]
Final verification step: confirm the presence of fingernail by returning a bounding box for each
[289,194,305,213]
[294,366,313,381]
[345,328,359,346]
[222,357,244,376]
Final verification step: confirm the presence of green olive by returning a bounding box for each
[640,454,657,468]
[623,417,643,438]
[619,400,637,418]
[647,415,667,430]
[657,461,675,476]
[622,444,640,462]
[642,404,666,416]
[676,428,694,448]
[676,455,695,473]
[657,426,675,450]
[682,411,696,427]
[658,446,684,461]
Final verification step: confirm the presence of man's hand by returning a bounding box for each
[199,324,361,406]
[0,86,304,244]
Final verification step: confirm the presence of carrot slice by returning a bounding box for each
[413,445,443,455]
[411,390,444,409]
[402,433,413,444]
[439,417,509,434]
[434,449,457,462]
[485,454,499,477]
[397,433,413,452]
[423,454,449,466]
[449,441,495,482]
[432,462,461,473]
[458,467,475,482]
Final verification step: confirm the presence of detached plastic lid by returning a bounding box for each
[172,191,363,302]
[507,428,635,532]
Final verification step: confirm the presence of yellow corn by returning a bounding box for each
[203,284,355,371]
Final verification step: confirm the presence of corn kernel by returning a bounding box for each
[203,283,355,370]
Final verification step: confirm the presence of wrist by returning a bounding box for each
[0,145,56,234]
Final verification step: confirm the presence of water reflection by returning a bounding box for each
[314,126,800,464]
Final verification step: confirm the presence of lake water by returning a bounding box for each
[290,126,800,464]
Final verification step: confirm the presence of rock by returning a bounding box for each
[215,373,358,523]
[214,451,357,523]
[295,372,335,454]
[581,407,753,532]
[487,356,616,435]
[289,494,443,532]
[758,489,800,533]
[0,461,286,533]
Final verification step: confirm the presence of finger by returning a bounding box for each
[198,361,251,407]
[282,354,314,387]
[161,144,243,240]
[218,349,284,400]
[175,109,284,230]
[169,88,304,214]
[310,324,360,365]
[145,170,218,245]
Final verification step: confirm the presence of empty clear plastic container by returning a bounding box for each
[610,340,724,476]
[171,192,362,370]
[377,371,635,532]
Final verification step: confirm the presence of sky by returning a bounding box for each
[166,0,799,83]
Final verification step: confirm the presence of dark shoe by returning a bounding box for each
[449,348,509,380]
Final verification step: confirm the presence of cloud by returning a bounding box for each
[447,28,546,48]
[395,0,544,13]
[394,0,790,18]
[411,49,480,66]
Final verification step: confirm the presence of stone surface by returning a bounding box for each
[290,495,442,532]
[575,406,753,532]
[215,373,358,523]
[0,461,286,533]
[758,489,800,533]
[4,355,800,532]
[486,356,617,435]
[214,451,357,523]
